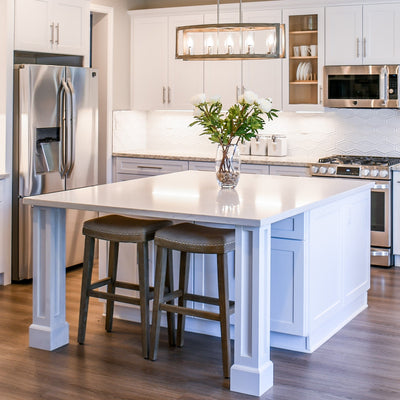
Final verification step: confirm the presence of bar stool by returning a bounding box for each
[150,222,235,378]
[77,214,173,359]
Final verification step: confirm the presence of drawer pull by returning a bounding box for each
[137,165,163,170]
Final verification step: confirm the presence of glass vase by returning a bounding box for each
[215,144,241,189]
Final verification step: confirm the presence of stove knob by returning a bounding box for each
[311,166,319,174]
[379,170,389,178]
[371,169,379,177]
[319,166,327,174]
[328,167,335,175]
[362,168,370,177]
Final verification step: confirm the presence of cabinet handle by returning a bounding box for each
[50,23,54,44]
[356,38,360,58]
[55,23,60,45]
[236,86,240,102]
[162,87,166,104]
[319,85,323,105]
[167,86,171,104]
[363,37,366,57]
[137,165,163,170]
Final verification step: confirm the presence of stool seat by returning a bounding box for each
[83,214,172,243]
[155,223,235,254]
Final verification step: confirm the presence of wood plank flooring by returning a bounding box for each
[1,266,400,399]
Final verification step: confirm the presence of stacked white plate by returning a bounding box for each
[296,62,312,81]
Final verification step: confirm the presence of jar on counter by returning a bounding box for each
[267,135,287,157]
[250,136,269,156]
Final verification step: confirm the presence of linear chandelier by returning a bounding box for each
[176,0,285,61]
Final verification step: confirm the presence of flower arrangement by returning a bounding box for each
[189,91,278,187]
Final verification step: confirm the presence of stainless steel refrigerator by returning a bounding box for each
[12,64,98,280]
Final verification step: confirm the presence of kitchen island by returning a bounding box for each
[23,171,372,397]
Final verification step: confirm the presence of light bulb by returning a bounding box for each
[225,36,234,54]
[245,34,254,54]
[186,37,194,55]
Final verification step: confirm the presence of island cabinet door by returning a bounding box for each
[270,238,305,336]
[394,171,400,257]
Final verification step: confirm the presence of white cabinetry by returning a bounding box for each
[131,13,203,111]
[393,171,400,265]
[270,164,310,177]
[242,8,282,110]
[283,7,324,112]
[14,0,89,56]
[325,4,400,65]
[203,11,242,107]
[113,156,188,182]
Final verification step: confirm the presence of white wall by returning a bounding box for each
[91,0,132,110]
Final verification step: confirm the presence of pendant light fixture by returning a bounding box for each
[176,0,285,60]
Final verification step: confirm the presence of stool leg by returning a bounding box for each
[78,236,95,344]
[137,242,150,359]
[217,253,231,379]
[105,241,119,332]
[177,251,190,347]
[166,249,176,347]
[150,246,168,361]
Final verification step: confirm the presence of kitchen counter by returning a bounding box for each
[23,171,372,397]
[113,149,315,167]
[0,173,8,180]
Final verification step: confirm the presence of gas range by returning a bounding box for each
[310,155,400,180]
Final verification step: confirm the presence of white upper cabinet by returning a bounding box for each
[242,7,282,111]
[132,15,168,110]
[203,11,242,108]
[325,4,400,65]
[131,13,203,110]
[14,0,89,56]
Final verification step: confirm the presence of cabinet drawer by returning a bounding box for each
[272,213,304,240]
[188,161,214,171]
[115,157,188,176]
[241,164,270,175]
[270,165,310,177]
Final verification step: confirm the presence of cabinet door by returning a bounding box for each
[242,8,282,110]
[269,165,310,177]
[203,12,242,108]
[363,4,400,65]
[14,0,52,53]
[132,16,168,110]
[168,14,204,110]
[325,6,362,66]
[283,7,324,112]
[270,237,305,335]
[52,0,89,56]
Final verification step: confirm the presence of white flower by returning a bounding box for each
[207,95,221,104]
[193,107,203,117]
[190,93,206,106]
[243,90,259,105]
[258,98,273,113]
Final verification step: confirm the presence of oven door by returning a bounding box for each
[371,181,392,266]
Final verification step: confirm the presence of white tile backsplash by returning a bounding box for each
[113,108,400,158]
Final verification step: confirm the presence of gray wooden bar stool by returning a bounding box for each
[150,222,235,378]
[78,214,173,359]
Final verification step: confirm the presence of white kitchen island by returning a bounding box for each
[23,171,372,397]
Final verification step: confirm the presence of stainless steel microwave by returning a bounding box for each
[323,65,400,108]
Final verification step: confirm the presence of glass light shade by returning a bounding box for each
[176,23,285,60]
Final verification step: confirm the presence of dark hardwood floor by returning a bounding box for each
[1,266,400,399]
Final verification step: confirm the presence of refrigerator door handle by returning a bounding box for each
[59,79,68,177]
[66,78,75,176]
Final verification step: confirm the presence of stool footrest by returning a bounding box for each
[184,294,234,312]
[88,289,142,306]
[160,303,221,322]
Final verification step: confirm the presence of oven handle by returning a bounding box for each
[371,250,390,257]
[373,183,389,190]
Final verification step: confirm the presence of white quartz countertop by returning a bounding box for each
[24,171,373,227]
[0,173,9,180]
[113,149,316,167]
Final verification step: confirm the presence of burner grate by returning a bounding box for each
[318,155,400,166]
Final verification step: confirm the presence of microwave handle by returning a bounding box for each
[380,66,388,106]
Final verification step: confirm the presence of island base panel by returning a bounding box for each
[29,322,69,351]
[230,361,273,396]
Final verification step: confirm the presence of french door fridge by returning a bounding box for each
[12,64,98,280]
